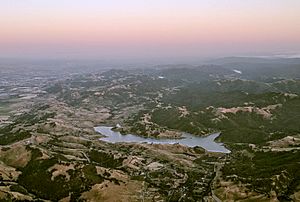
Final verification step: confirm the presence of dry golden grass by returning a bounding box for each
[48,164,75,181]
[80,180,142,202]
[0,145,31,168]
[214,180,279,202]
[0,162,21,181]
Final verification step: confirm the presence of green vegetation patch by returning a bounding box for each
[18,154,104,200]
[0,129,31,145]
[222,150,300,199]
[88,150,124,168]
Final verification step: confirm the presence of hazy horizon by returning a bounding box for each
[1,0,300,60]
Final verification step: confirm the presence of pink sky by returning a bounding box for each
[0,0,300,59]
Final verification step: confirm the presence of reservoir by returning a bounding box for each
[95,126,230,153]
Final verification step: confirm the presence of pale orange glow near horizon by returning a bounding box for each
[0,0,300,59]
